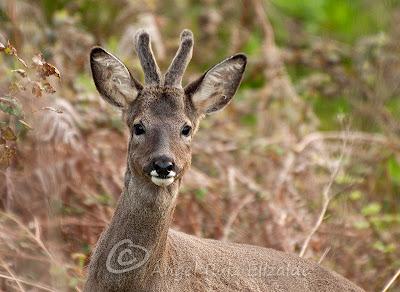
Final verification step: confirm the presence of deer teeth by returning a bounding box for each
[167,171,176,178]
[151,176,175,187]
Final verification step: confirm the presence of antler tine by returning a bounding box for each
[134,29,162,85]
[164,29,194,88]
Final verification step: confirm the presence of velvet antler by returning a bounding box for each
[164,29,194,88]
[134,29,162,85]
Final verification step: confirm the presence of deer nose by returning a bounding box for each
[153,157,175,178]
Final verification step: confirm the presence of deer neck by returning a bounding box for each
[89,169,180,289]
[120,169,179,255]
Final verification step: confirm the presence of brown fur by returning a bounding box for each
[125,87,196,183]
[85,30,364,292]
[84,85,364,291]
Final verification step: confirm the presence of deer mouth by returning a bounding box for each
[150,170,176,187]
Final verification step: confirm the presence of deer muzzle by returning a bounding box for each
[149,156,177,187]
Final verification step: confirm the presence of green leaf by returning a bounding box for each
[349,190,362,201]
[353,219,370,230]
[361,202,381,216]
[0,96,22,117]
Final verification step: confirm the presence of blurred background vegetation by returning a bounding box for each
[0,0,399,291]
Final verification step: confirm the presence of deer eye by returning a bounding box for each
[133,123,145,135]
[181,125,192,137]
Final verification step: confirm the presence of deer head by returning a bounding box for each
[90,29,246,188]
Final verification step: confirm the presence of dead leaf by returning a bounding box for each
[1,127,17,141]
[0,138,5,145]
[32,54,44,66]
[43,82,56,94]
[0,145,16,169]
[16,56,27,68]
[12,69,27,78]
[42,62,61,79]
[41,106,63,114]
[32,82,43,97]
[32,54,60,79]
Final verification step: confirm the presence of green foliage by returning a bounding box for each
[313,96,351,130]
[370,214,400,230]
[387,155,400,185]
[372,241,396,254]
[240,113,258,127]
[40,0,69,23]
[271,0,393,43]
[0,6,9,22]
[361,202,382,216]
[243,32,263,56]
[385,98,400,120]
[349,190,362,201]
[194,188,207,201]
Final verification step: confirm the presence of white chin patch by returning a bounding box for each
[151,176,175,187]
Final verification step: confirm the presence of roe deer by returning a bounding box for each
[84,29,364,292]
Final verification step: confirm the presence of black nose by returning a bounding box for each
[153,157,175,178]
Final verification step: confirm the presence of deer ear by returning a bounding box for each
[90,47,143,108]
[185,54,246,115]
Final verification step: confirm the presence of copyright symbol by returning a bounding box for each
[106,239,150,274]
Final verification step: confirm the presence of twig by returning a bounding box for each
[247,131,398,153]
[222,193,254,241]
[294,131,396,153]
[251,0,275,49]
[221,169,261,240]
[0,273,55,292]
[299,134,348,257]
[274,151,295,197]
[236,173,270,198]
[318,246,331,264]
[382,268,400,292]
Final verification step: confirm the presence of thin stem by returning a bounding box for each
[0,257,26,292]
[299,134,348,257]
[382,268,400,292]
[0,273,55,292]
[0,211,56,264]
